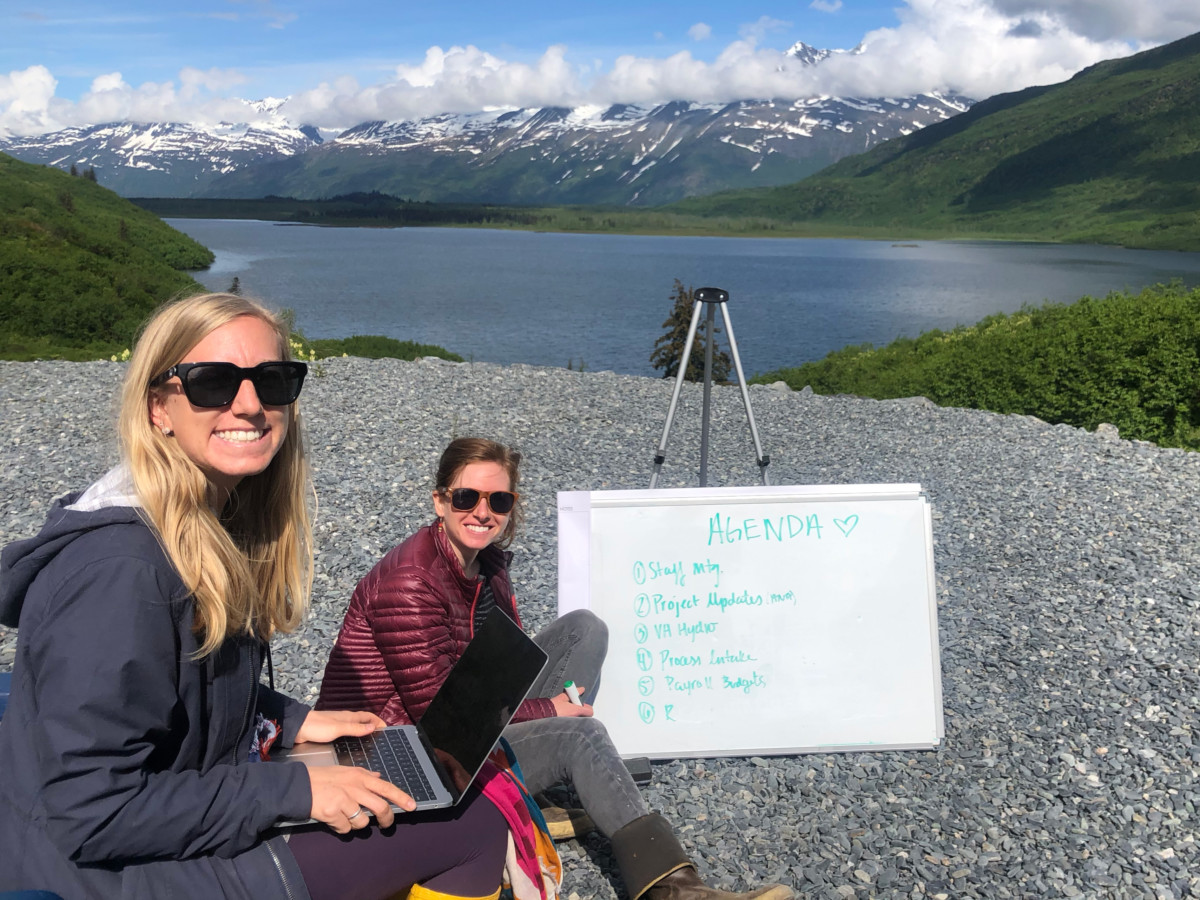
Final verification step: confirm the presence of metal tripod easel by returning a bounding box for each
[649,287,770,488]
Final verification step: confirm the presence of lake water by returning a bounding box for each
[170,219,1200,378]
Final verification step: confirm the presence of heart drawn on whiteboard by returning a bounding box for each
[834,515,859,537]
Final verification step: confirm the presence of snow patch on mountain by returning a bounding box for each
[0,45,974,203]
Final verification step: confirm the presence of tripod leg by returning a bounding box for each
[719,304,771,485]
[650,299,705,489]
[699,303,716,487]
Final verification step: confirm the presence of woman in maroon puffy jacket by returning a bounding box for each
[318,437,792,900]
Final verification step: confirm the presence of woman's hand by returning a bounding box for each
[307,764,416,832]
[551,685,594,718]
[296,709,385,744]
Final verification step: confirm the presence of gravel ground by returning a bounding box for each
[2,356,1200,900]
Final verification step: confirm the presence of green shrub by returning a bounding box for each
[0,153,211,358]
[302,334,464,362]
[754,283,1200,449]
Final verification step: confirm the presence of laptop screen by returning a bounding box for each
[417,608,548,799]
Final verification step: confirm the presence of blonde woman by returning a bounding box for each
[0,294,507,900]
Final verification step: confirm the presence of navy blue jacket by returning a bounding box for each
[0,473,314,899]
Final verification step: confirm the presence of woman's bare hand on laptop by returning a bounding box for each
[308,765,416,832]
[295,709,386,744]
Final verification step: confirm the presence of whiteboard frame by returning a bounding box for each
[557,483,945,759]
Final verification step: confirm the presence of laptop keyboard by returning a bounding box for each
[334,731,437,803]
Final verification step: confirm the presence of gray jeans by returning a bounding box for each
[502,609,649,836]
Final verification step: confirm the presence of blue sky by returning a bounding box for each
[2,0,1199,136]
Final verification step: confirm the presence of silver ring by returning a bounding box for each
[347,808,365,821]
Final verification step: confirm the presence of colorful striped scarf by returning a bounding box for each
[477,739,562,900]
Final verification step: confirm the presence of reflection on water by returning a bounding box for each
[170,220,1200,377]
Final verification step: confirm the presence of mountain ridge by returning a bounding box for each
[0,41,972,205]
[670,30,1200,250]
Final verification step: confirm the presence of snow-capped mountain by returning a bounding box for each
[786,40,840,66]
[0,106,322,197]
[232,93,969,206]
[0,47,972,204]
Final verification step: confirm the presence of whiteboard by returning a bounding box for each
[557,484,944,759]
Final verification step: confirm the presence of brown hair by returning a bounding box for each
[119,291,313,657]
[435,437,522,547]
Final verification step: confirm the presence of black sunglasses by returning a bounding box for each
[151,361,308,408]
[441,487,519,515]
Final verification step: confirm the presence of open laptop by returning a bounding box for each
[276,608,548,821]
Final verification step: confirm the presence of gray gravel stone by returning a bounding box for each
[2,357,1199,900]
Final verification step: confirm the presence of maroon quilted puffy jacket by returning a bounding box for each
[315,521,555,725]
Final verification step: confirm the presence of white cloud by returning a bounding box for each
[2,0,1198,137]
[0,65,59,136]
[738,16,792,44]
[811,0,844,12]
[223,0,297,30]
[594,41,821,106]
[688,23,712,41]
[814,0,1142,98]
[989,0,1200,43]
[284,45,584,126]
[179,67,249,100]
[0,65,283,136]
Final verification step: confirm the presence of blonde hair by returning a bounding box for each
[119,292,313,657]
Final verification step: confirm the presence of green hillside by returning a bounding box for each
[672,31,1200,251]
[0,152,213,359]
[753,283,1200,450]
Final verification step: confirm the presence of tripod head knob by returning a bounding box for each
[695,287,729,303]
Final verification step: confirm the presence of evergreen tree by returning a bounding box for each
[649,279,731,382]
[83,167,97,182]
[228,277,241,295]
[69,164,78,177]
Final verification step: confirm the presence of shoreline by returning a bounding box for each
[155,208,1070,246]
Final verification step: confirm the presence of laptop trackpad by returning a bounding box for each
[275,742,338,767]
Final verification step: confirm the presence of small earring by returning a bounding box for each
[161,427,174,436]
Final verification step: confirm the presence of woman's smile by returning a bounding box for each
[214,428,267,443]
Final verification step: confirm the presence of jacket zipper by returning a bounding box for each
[234,641,257,764]
[468,580,482,638]
[266,839,299,900]
[257,644,299,900]
[471,571,523,636]
[502,549,523,628]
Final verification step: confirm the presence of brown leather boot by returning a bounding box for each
[642,867,795,900]
[610,813,795,900]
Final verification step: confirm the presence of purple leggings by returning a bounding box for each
[289,789,508,900]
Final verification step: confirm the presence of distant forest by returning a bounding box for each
[133,194,585,228]
[129,193,881,239]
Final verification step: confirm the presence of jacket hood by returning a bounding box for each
[0,466,145,628]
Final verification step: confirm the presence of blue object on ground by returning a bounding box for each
[0,670,10,720]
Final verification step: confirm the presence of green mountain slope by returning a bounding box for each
[672,31,1200,250]
[0,152,213,358]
